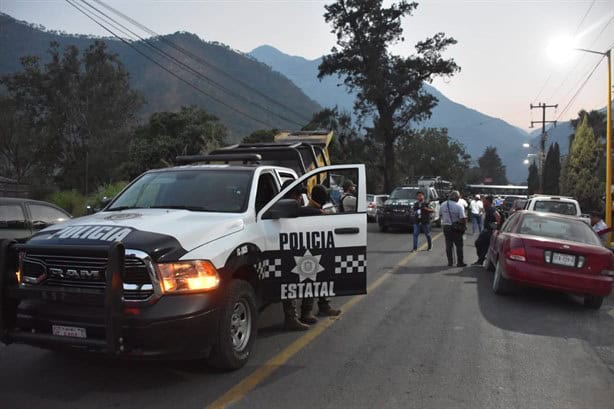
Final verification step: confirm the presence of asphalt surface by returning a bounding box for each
[2,224,614,409]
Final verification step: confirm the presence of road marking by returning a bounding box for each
[207,232,443,409]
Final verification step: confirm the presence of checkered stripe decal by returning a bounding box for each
[256,259,283,279]
[334,254,366,274]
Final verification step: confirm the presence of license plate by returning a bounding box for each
[551,252,576,267]
[52,325,87,339]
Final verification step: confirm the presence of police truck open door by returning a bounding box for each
[257,164,367,301]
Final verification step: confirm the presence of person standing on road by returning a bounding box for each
[590,211,609,245]
[458,194,468,217]
[412,191,433,252]
[440,190,467,267]
[473,195,501,266]
[590,211,608,234]
[280,182,320,331]
[469,194,484,235]
[300,184,342,325]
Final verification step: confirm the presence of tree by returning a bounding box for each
[0,56,60,187]
[125,106,227,177]
[318,0,460,192]
[304,108,383,191]
[396,127,471,189]
[570,109,606,143]
[471,146,508,185]
[561,115,603,211]
[0,41,142,194]
[527,161,539,195]
[0,95,44,183]
[542,142,560,195]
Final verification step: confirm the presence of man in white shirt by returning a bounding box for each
[440,191,467,267]
[457,194,468,217]
[590,211,608,245]
[469,195,484,235]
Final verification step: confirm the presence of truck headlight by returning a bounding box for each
[157,260,220,293]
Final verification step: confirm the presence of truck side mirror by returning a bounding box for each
[100,196,112,209]
[262,199,300,220]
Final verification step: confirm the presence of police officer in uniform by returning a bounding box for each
[299,185,342,325]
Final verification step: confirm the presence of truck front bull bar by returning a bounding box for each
[0,240,126,355]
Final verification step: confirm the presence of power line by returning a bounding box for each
[555,56,605,122]
[65,0,277,129]
[574,0,597,36]
[77,0,307,128]
[91,0,313,125]
[532,0,596,103]
[547,13,614,103]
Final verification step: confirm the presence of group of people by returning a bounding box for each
[281,179,357,331]
[411,190,500,267]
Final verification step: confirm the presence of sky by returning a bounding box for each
[1,0,613,132]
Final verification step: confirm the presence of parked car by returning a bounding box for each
[500,195,526,218]
[378,186,440,232]
[0,197,72,241]
[486,210,614,309]
[523,195,582,217]
[509,198,527,216]
[366,194,389,223]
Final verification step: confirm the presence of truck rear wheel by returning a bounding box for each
[208,279,257,370]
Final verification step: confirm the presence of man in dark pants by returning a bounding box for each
[299,185,342,325]
[473,195,501,265]
[412,191,433,251]
[439,191,467,267]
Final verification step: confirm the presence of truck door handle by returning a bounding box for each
[335,227,359,235]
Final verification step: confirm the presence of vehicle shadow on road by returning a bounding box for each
[0,350,220,399]
[463,265,614,350]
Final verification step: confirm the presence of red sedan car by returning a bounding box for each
[486,210,614,309]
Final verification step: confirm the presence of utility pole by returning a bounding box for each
[530,103,558,193]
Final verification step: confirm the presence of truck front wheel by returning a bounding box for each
[208,279,258,370]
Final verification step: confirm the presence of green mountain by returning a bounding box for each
[250,45,532,183]
[0,13,321,140]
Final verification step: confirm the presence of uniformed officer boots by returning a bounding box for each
[299,312,318,325]
[317,300,341,317]
[283,300,309,331]
[284,316,310,331]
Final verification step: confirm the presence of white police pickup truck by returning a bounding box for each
[0,155,367,370]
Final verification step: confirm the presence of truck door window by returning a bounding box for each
[277,168,359,215]
[255,172,279,213]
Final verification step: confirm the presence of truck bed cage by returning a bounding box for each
[209,145,317,175]
[175,153,262,165]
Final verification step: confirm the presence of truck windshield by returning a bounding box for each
[107,169,253,213]
[390,188,420,200]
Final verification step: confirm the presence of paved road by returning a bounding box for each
[2,225,614,409]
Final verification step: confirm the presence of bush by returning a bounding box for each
[47,190,86,216]
[91,181,129,207]
[47,182,128,217]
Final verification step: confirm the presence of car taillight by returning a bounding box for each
[368,203,375,208]
[506,238,526,262]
